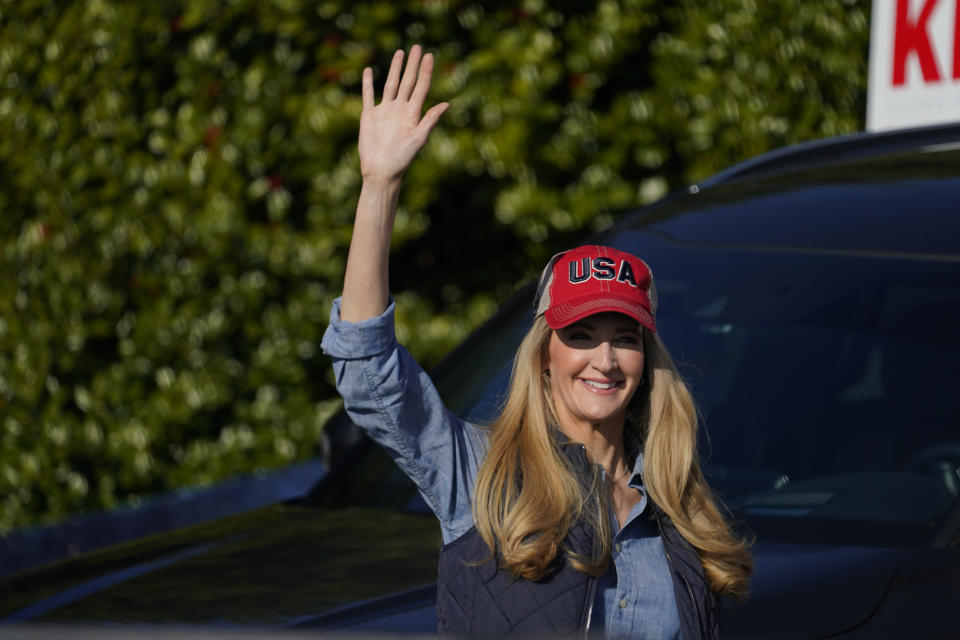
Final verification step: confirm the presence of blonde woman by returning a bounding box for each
[321,45,752,639]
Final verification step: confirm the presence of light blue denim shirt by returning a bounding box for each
[321,297,681,639]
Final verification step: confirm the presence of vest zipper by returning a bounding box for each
[577,445,605,640]
[581,483,605,639]
[581,578,596,640]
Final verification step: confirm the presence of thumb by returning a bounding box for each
[416,102,450,138]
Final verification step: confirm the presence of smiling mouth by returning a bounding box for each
[581,379,623,391]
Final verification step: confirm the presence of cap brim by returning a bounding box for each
[544,297,656,333]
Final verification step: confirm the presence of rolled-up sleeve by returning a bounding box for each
[321,297,485,543]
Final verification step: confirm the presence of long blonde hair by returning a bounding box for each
[472,315,752,598]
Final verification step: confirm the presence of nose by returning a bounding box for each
[592,341,618,372]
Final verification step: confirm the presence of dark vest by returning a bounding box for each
[655,505,721,639]
[435,445,720,639]
[437,520,596,638]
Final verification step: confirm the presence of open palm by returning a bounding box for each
[358,45,449,181]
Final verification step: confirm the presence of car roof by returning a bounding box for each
[613,124,960,259]
[695,122,960,188]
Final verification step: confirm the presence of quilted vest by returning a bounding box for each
[435,444,720,639]
[437,520,596,638]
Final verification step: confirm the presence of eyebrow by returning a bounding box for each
[615,326,643,335]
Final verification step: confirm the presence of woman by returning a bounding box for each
[321,45,751,639]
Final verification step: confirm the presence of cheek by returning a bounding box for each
[621,350,646,379]
[546,334,577,375]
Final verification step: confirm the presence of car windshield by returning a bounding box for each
[323,224,960,548]
[631,230,960,544]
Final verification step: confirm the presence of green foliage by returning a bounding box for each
[647,0,870,180]
[0,0,870,531]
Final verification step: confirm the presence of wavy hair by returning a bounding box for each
[472,315,752,598]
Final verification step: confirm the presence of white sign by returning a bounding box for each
[867,0,960,131]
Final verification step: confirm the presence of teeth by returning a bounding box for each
[583,380,617,389]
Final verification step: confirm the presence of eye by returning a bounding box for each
[568,331,591,340]
[615,334,639,344]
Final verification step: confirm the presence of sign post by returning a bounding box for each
[867,0,960,131]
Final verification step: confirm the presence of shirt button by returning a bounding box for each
[619,597,628,609]
[615,543,622,553]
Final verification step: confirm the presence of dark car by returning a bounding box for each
[3,124,960,638]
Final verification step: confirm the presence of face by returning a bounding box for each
[546,312,646,435]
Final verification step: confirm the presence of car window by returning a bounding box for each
[438,230,960,544]
[617,230,960,546]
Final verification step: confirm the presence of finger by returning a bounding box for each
[361,67,374,110]
[382,49,404,101]
[398,44,422,101]
[410,52,435,114]
[416,101,449,138]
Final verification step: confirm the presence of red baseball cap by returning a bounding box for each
[534,245,657,332]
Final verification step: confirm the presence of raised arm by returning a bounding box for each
[340,45,449,322]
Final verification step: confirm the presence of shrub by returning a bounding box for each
[0,0,869,531]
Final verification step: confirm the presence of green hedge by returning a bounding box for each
[0,0,870,532]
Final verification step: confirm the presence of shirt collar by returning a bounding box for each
[627,450,646,491]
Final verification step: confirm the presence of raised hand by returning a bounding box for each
[358,45,449,182]
[341,45,449,322]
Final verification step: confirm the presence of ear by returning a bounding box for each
[541,331,554,371]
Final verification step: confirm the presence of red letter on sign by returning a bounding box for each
[954,0,960,79]
[893,0,942,85]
